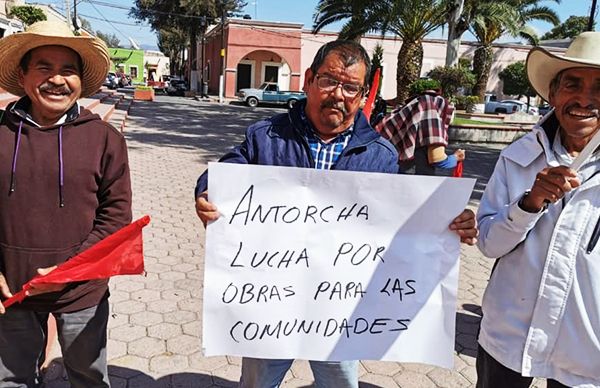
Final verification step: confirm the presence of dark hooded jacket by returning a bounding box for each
[0,98,132,312]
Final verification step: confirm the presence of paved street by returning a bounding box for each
[42,96,544,388]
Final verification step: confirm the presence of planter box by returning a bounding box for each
[134,89,155,101]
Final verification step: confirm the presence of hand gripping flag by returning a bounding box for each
[362,67,381,121]
[2,215,150,309]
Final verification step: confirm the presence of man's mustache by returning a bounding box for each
[39,82,72,95]
[321,99,347,114]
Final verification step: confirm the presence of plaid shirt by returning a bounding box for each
[300,110,353,170]
[376,94,453,161]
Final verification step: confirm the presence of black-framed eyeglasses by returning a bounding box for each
[315,74,364,98]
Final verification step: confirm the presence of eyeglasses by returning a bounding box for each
[315,74,364,98]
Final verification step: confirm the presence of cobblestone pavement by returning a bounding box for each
[43,96,546,387]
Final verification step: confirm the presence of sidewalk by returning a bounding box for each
[42,96,545,388]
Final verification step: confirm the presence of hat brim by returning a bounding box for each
[527,46,600,102]
[0,33,110,98]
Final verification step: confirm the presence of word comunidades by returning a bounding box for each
[229,317,411,343]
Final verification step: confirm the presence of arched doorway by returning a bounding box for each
[235,50,292,91]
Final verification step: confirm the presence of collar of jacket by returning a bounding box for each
[10,96,80,128]
[287,99,382,150]
[502,112,561,168]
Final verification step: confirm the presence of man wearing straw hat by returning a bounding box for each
[476,31,600,388]
[0,21,132,387]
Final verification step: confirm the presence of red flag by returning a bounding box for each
[2,215,150,309]
[362,67,381,121]
[453,161,463,177]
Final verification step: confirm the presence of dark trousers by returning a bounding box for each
[476,345,570,388]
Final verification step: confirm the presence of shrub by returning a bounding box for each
[408,78,441,97]
[427,66,476,98]
[451,95,480,112]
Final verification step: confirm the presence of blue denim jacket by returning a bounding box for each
[195,99,399,197]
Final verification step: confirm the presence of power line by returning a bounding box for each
[84,0,129,41]
[86,0,213,21]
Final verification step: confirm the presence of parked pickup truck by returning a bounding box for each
[238,82,305,108]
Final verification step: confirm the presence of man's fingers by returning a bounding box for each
[36,265,58,277]
[0,274,13,299]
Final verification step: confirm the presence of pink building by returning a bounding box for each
[202,19,566,100]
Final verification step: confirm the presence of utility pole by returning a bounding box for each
[218,5,226,104]
[589,0,598,31]
[65,0,72,30]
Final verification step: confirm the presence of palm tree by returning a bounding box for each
[470,0,560,101]
[312,0,447,103]
[312,0,382,42]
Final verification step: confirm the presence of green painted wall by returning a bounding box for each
[108,48,144,84]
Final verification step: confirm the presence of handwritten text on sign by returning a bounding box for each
[203,163,475,368]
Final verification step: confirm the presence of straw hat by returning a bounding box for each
[527,31,600,102]
[0,20,110,98]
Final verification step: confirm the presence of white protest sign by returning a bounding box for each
[203,162,475,368]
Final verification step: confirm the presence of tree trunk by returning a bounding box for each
[472,44,493,102]
[445,0,465,67]
[396,40,424,104]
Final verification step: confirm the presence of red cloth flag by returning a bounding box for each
[453,161,464,177]
[2,215,150,309]
[362,67,381,121]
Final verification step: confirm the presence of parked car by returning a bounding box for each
[238,82,306,108]
[103,72,118,89]
[484,99,538,115]
[538,102,553,116]
[501,99,539,115]
[166,79,188,96]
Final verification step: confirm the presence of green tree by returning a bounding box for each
[312,0,447,103]
[312,0,382,41]
[541,15,591,39]
[79,18,94,33]
[369,43,384,92]
[427,65,476,97]
[470,0,560,101]
[158,27,189,76]
[131,0,246,88]
[498,61,535,105]
[96,31,121,48]
[9,5,46,26]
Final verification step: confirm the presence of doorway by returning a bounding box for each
[237,63,252,91]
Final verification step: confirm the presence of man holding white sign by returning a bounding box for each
[196,40,477,388]
[476,32,600,388]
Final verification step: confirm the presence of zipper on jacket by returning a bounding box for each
[586,216,600,254]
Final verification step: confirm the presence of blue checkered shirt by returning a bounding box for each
[300,110,353,170]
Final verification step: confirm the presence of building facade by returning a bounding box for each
[201,18,567,100]
[0,0,24,39]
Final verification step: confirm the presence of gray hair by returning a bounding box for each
[309,40,371,88]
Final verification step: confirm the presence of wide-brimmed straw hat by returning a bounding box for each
[527,31,600,102]
[0,20,110,98]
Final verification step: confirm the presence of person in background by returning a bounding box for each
[376,90,465,175]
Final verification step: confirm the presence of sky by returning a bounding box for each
[27,0,598,50]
